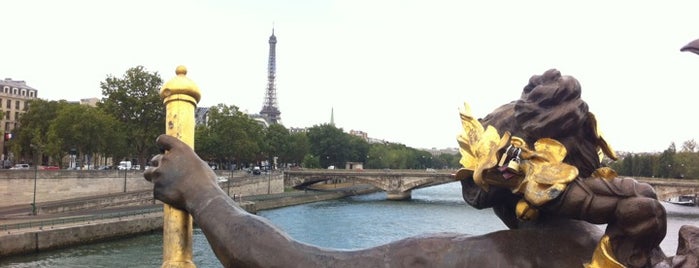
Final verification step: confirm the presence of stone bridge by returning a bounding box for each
[283,169,456,200]
[637,177,699,202]
[284,170,699,202]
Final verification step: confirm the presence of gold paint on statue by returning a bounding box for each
[585,235,626,268]
[159,65,199,268]
[456,102,511,191]
[456,102,580,211]
[515,199,539,221]
[592,167,618,180]
[588,112,618,162]
[515,138,578,207]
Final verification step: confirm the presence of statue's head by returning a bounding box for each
[514,69,589,144]
[480,69,605,177]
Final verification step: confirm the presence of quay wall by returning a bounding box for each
[0,216,162,257]
[0,187,370,258]
[0,170,283,207]
[0,170,151,206]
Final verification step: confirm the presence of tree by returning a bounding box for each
[99,66,165,169]
[681,139,697,153]
[264,124,290,169]
[195,104,264,169]
[49,104,125,168]
[307,124,350,168]
[287,132,310,167]
[11,99,64,164]
[657,143,677,178]
[347,135,370,164]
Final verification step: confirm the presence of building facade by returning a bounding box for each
[0,78,39,162]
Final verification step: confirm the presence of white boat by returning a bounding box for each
[666,195,697,206]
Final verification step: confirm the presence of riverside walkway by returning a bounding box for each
[0,184,378,258]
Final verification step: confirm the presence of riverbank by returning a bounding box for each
[0,185,378,258]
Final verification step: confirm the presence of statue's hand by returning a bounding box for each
[144,134,218,211]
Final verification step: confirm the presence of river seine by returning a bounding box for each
[1,182,697,267]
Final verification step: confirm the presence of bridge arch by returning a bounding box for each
[284,170,456,200]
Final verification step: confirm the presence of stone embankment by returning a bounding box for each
[0,181,377,258]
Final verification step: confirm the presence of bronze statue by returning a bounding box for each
[455,69,669,268]
[145,69,699,267]
[681,39,699,54]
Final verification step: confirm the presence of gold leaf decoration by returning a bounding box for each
[456,102,511,191]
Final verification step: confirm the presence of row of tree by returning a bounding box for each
[10,66,164,168]
[8,66,461,170]
[18,64,695,178]
[609,140,699,179]
[194,103,462,170]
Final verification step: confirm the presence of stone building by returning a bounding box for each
[0,78,38,163]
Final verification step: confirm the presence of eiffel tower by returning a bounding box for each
[259,28,281,124]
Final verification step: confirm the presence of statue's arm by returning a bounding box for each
[145,134,477,267]
[185,186,365,267]
[142,135,385,266]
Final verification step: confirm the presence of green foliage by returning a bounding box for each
[12,99,125,168]
[611,141,699,179]
[49,104,125,168]
[307,124,351,168]
[347,135,370,164]
[302,154,320,168]
[11,99,63,163]
[286,132,310,166]
[265,124,291,165]
[10,66,468,171]
[98,65,164,168]
[195,104,264,168]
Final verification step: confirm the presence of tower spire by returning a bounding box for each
[330,107,335,126]
[260,27,281,124]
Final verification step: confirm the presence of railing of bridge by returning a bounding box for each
[283,169,458,177]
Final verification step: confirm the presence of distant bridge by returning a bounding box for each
[283,169,456,200]
[284,170,699,202]
[637,178,699,202]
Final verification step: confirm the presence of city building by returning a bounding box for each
[79,97,99,107]
[195,107,210,126]
[0,78,38,162]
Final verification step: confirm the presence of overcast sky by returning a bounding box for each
[3,1,699,153]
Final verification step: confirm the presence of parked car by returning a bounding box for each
[118,161,132,170]
[41,166,60,170]
[252,166,261,175]
[10,164,30,170]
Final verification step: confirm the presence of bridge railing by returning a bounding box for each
[283,169,457,177]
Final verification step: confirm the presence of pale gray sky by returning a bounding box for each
[3,1,699,153]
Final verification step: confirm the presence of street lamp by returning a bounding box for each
[29,144,40,215]
[123,166,128,192]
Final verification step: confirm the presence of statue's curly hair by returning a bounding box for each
[481,69,602,177]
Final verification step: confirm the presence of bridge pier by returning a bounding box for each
[386,190,411,201]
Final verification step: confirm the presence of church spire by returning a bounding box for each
[330,107,335,126]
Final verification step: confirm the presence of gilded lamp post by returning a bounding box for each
[159,65,200,268]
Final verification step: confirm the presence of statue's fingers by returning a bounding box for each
[155,134,192,153]
[155,134,177,152]
[143,154,162,182]
[148,154,162,168]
